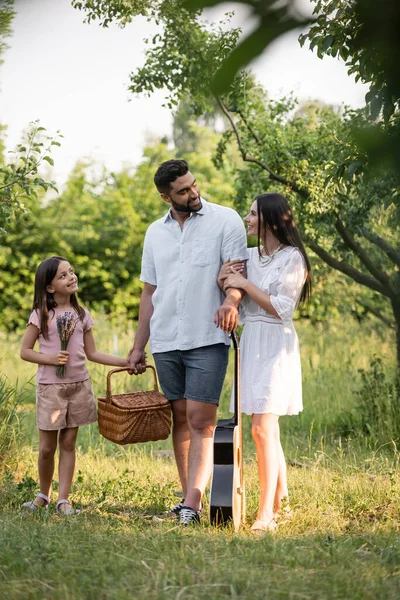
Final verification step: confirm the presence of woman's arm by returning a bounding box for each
[217,258,245,291]
[223,251,306,321]
[84,329,128,367]
[20,324,69,366]
[223,272,280,318]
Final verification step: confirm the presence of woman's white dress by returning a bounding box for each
[230,246,306,416]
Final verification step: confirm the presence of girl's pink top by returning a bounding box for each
[28,308,94,384]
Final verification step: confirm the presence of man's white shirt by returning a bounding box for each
[140,198,248,353]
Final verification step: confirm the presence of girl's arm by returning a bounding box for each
[84,329,128,367]
[20,324,69,366]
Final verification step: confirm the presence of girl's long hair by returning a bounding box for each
[33,256,85,339]
[256,192,312,305]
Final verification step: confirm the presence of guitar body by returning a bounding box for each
[209,332,245,531]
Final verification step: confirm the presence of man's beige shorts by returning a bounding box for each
[36,379,97,430]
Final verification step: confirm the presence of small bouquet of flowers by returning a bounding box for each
[56,311,79,378]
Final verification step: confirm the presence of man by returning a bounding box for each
[127,159,247,526]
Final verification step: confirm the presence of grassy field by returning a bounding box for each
[0,317,399,599]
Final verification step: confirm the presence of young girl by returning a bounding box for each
[20,255,128,515]
[217,192,312,534]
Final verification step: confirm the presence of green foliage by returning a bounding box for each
[72,0,400,368]
[0,121,239,330]
[213,86,398,330]
[301,0,400,123]
[337,357,400,444]
[128,4,240,112]
[0,0,14,69]
[0,374,20,471]
[73,0,240,112]
[0,149,168,329]
[0,121,61,232]
[185,0,310,95]
[301,1,400,172]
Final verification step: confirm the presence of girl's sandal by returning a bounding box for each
[250,519,278,536]
[56,499,80,516]
[21,493,50,512]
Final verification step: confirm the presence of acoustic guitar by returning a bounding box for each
[209,331,245,531]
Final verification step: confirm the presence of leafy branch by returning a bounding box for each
[0,121,62,231]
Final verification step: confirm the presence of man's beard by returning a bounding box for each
[171,197,202,213]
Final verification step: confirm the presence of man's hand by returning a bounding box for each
[214,297,239,333]
[127,347,147,375]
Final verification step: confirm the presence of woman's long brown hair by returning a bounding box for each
[32,256,85,339]
[256,192,312,305]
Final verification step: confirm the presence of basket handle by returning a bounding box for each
[105,365,159,403]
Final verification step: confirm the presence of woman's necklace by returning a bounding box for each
[258,244,284,267]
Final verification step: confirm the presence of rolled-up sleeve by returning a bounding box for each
[270,250,306,322]
[140,229,157,285]
[221,211,248,262]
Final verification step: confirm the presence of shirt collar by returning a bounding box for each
[163,197,208,223]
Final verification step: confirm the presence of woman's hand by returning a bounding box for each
[217,259,245,288]
[49,351,69,366]
[223,272,248,291]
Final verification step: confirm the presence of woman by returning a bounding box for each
[218,192,311,533]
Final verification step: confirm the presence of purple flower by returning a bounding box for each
[55,311,78,378]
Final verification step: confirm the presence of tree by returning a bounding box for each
[72,0,310,96]
[0,122,61,232]
[301,0,400,123]
[73,0,400,371]
[0,119,239,330]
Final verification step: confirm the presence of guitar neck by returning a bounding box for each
[231,331,242,431]
[231,331,243,494]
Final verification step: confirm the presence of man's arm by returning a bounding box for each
[214,266,247,333]
[127,282,156,374]
[215,213,248,332]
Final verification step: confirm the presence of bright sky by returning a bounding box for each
[1,0,368,188]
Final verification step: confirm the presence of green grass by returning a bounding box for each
[0,444,399,600]
[0,316,399,599]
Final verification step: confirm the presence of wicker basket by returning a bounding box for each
[97,366,171,445]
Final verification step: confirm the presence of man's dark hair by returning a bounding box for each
[154,159,189,194]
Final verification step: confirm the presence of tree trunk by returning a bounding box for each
[391,297,400,385]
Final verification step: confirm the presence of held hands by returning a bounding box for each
[49,351,69,366]
[127,347,147,375]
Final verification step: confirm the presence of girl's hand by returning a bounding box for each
[49,351,69,366]
[223,272,247,290]
[218,259,245,284]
